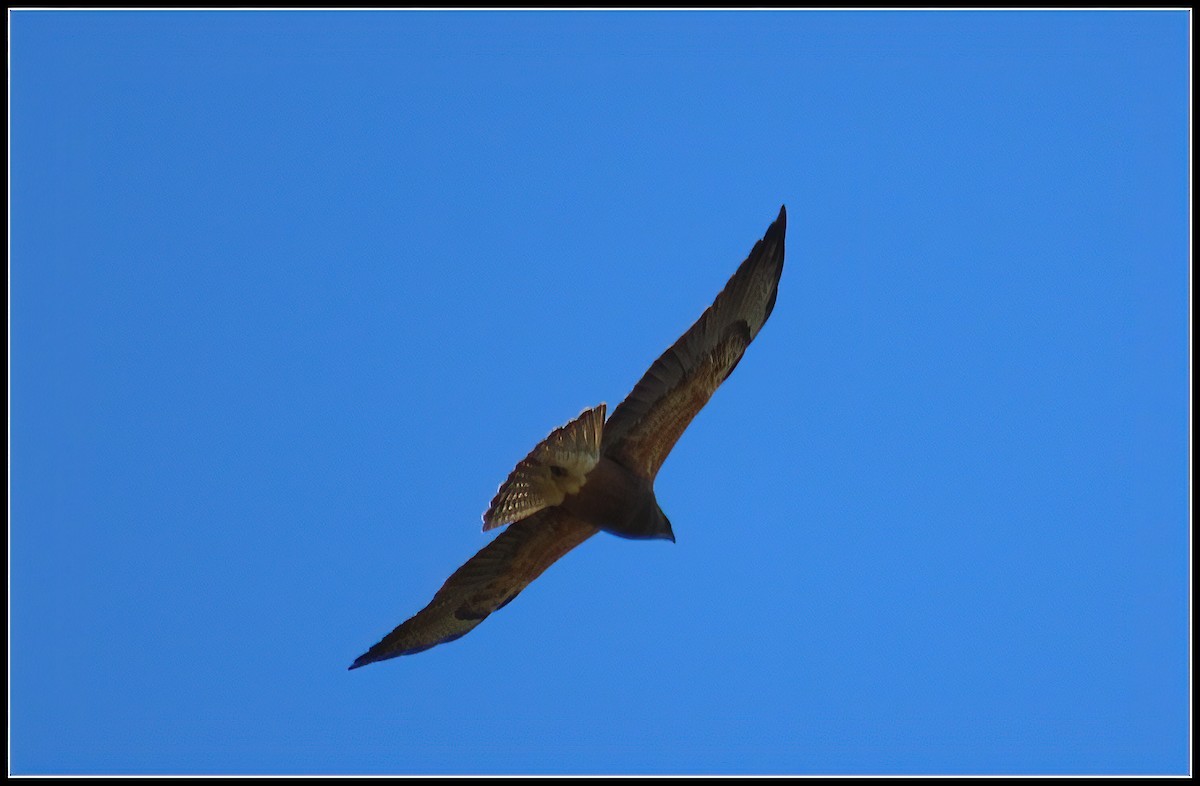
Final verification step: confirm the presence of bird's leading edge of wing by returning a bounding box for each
[601,205,786,480]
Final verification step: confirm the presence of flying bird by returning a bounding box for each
[350,206,787,669]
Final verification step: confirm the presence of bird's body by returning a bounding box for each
[350,206,787,669]
[559,454,667,540]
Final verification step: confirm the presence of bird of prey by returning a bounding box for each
[350,206,786,669]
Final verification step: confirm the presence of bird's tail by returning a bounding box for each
[481,403,606,530]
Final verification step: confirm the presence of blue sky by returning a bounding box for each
[9,9,1190,776]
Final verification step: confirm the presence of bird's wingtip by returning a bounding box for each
[762,204,787,243]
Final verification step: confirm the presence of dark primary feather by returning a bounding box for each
[601,205,786,480]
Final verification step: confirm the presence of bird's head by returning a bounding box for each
[653,502,675,543]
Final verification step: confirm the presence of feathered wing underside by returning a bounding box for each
[605,324,752,480]
[482,403,606,530]
[602,206,786,480]
[349,507,598,669]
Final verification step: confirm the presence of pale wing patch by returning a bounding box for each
[482,403,606,530]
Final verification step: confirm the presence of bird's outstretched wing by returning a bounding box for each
[349,507,598,669]
[601,205,786,480]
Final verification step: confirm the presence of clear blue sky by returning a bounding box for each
[10,9,1190,776]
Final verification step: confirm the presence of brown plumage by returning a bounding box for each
[350,206,786,669]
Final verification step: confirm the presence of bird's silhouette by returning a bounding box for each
[350,206,786,669]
